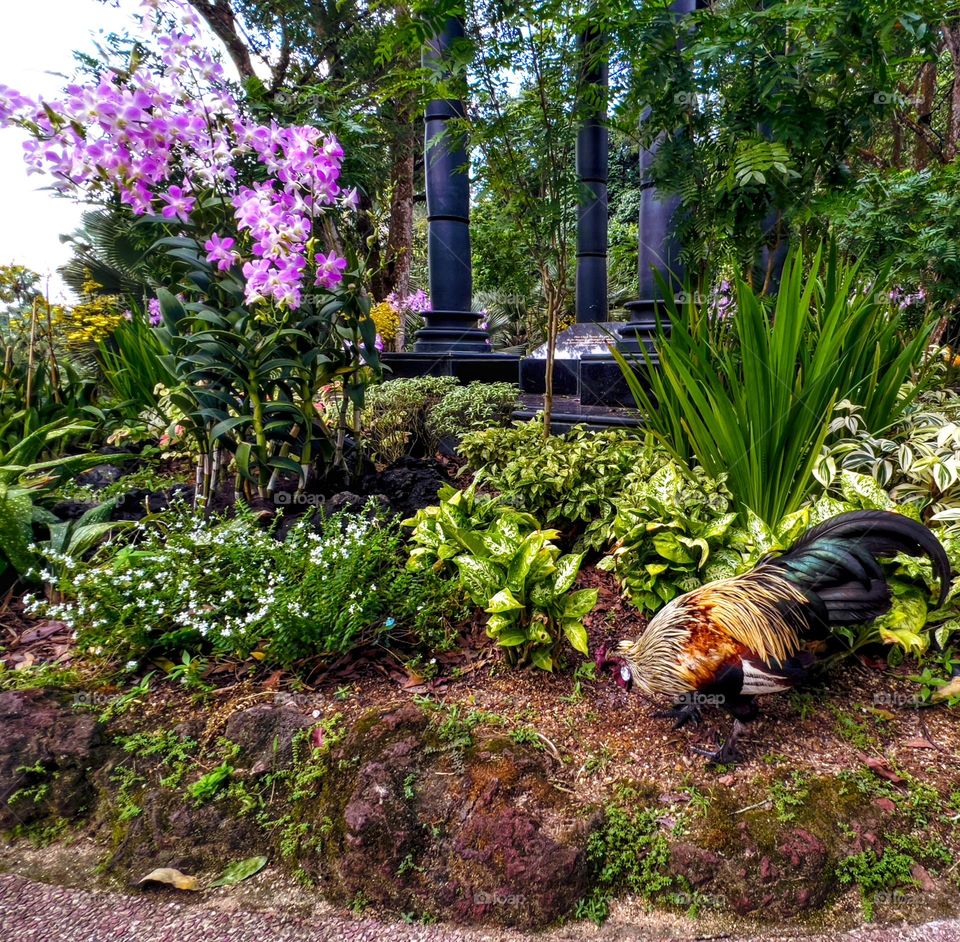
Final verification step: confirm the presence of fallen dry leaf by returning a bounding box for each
[903,737,937,750]
[137,868,199,891]
[862,755,905,784]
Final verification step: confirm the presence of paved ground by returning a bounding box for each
[3,873,960,942]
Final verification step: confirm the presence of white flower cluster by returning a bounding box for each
[28,508,396,664]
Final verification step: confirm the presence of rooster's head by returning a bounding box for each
[594,643,633,692]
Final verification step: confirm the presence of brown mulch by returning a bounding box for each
[4,564,960,806]
[0,589,74,673]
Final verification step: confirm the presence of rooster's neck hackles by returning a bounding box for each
[617,569,810,692]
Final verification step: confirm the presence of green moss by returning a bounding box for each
[834,834,952,920]
[771,771,810,823]
[575,788,678,924]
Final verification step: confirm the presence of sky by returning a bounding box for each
[0,0,141,301]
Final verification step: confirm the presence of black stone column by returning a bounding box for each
[575,25,608,324]
[414,16,488,354]
[618,0,699,351]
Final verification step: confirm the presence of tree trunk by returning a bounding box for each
[541,270,561,440]
[381,107,417,303]
[943,25,960,162]
[914,60,937,170]
[187,1,257,80]
[382,145,415,300]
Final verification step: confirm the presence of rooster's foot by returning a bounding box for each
[653,702,702,729]
[691,740,742,766]
[691,719,747,766]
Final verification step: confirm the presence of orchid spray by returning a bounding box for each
[0,0,380,503]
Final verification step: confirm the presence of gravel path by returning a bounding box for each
[2,873,960,942]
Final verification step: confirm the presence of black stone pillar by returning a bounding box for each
[575,25,608,324]
[619,0,699,350]
[414,17,488,354]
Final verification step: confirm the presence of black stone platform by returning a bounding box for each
[513,394,642,434]
[518,322,661,409]
[381,352,520,384]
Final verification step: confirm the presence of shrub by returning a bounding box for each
[32,505,463,667]
[596,462,740,610]
[361,376,459,465]
[426,381,519,443]
[362,378,519,465]
[404,484,597,670]
[458,421,660,533]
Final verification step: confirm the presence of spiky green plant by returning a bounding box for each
[613,245,933,525]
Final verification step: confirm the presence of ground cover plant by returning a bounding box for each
[29,505,463,669]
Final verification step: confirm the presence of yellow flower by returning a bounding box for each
[370,300,402,344]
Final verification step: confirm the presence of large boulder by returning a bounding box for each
[0,690,103,831]
[311,703,594,929]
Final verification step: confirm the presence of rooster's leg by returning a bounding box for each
[652,701,702,729]
[691,719,747,766]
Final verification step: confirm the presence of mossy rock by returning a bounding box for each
[307,704,596,929]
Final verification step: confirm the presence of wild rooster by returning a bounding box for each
[596,510,951,764]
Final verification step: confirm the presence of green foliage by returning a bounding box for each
[402,480,514,573]
[152,247,381,503]
[576,792,676,925]
[33,506,463,668]
[186,762,233,806]
[425,382,519,443]
[836,835,953,920]
[459,421,659,533]
[404,485,597,670]
[818,393,960,520]
[0,418,130,580]
[616,0,940,283]
[361,378,519,465]
[360,376,458,465]
[96,311,176,422]
[596,462,738,611]
[615,246,932,524]
[825,165,960,325]
[771,771,810,823]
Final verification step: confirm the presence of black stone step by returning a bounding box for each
[513,395,643,433]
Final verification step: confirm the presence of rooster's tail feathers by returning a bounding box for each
[767,509,951,611]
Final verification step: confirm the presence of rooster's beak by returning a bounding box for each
[595,645,633,692]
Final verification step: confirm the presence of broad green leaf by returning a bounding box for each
[652,531,694,565]
[454,555,502,606]
[553,552,583,594]
[530,648,553,672]
[839,471,892,511]
[210,856,268,888]
[485,588,524,613]
[485,612,515,638]
[562,619,589,655]
[496,627,528,647]
[563,588,598,621]
[507,534,541,592]
[0,482,36,576]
